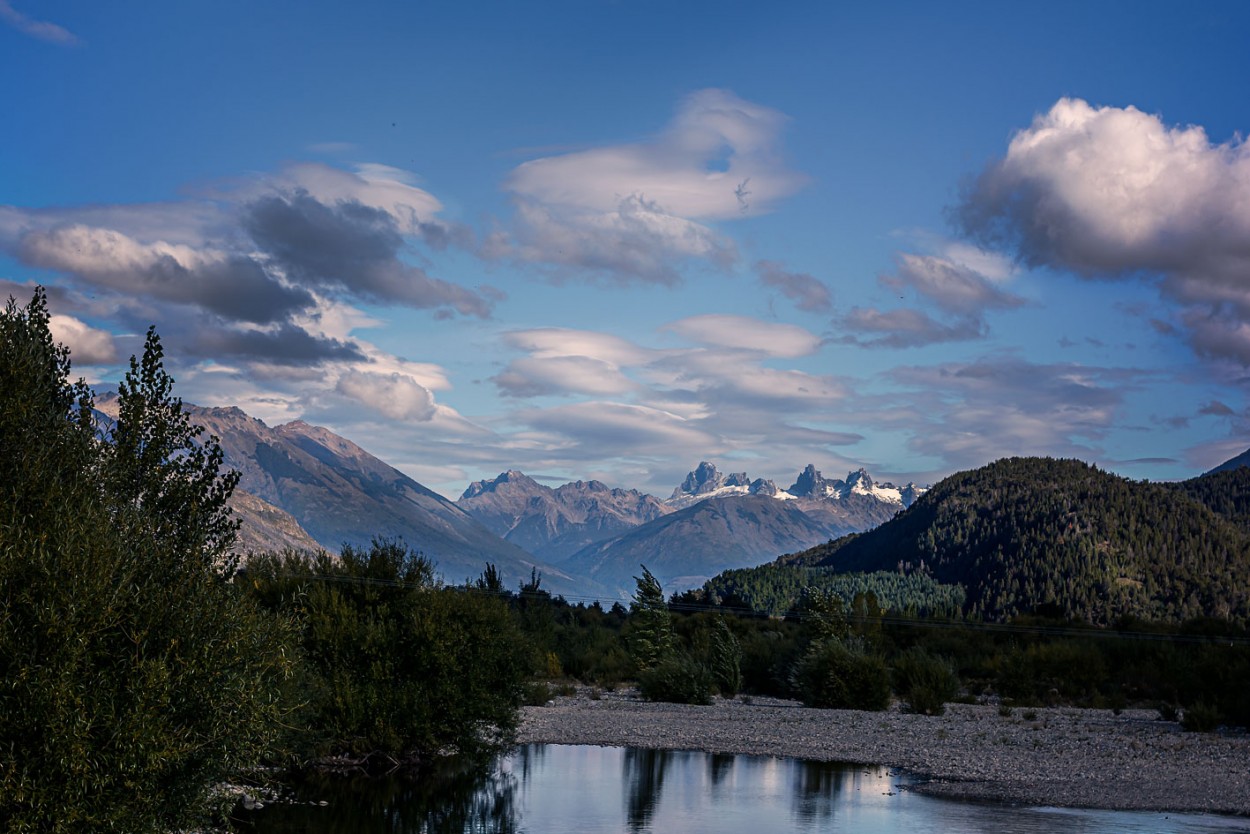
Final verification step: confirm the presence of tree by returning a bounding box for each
[0,289,295,833]
[627,566,674,671]
[245,540,529,761]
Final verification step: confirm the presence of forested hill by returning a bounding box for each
[1168,465,1250,535]
[777,457,1250,624]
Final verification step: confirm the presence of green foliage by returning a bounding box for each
[627,565,675,670]
[637,655,715,705]
[790,638,891,711]
[101,327,241,565]
[0,289,295,833]
[791,457,1250,624]
[892,647,959,715]
[245,541,528,761]
[707,617,743,696]
[702,565,965,619]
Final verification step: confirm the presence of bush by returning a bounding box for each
[1181,702,1222,733]
[638,655,715,705]
[893,647,960,716]
[791,639,891,711]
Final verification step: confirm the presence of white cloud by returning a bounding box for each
[663,313,821,357]
[493,89,806,283]
[960,97,1250,365]
[49,314,118,365]
[0,0,78,45]
[335,370,437,421]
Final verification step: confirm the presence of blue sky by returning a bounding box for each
[4,0,1250,498]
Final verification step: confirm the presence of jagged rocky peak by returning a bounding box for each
[900,483,924,507]
[845,467,874,491]
[460,469,538,500]
[749,477,780,497]
[724,471,751,488]
[676,461,726,497]
[789,463,832,498]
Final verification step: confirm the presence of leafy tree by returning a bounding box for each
[0,289,295,833]
[707,617,743,696]
[245,540,529,761]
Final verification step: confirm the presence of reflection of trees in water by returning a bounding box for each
[623,747,671,831]
[789,760,847,826]
[245,758,520,834]
[708,752,735,791]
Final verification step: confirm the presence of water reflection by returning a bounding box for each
[790,758,847,825]
[622,748,669,831]
[242,744,1250,834]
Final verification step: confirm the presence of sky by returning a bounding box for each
[4,0,1250,499]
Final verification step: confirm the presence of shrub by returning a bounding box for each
[790,639,890,711]
[638,655,715,705]
[893,647,960,716]
[1181,702,1222,733]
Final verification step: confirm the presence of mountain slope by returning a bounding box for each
[782,457,1250,624]
[179,405,590,595]
[457,470,668,562]
[227,489,322,554]
[562,494,859,599]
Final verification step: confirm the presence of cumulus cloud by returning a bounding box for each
[0,1,78,44]
[335,370,437,421]
[959,97,1250,365]
[493,89,806,283]
[48,314,117,365]
[756,260,832,312]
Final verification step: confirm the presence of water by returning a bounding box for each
[240,744,1250,834]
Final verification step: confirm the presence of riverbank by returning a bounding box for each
[518,688,1250,815]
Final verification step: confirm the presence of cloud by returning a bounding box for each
[18,224,314,323]
[883,253,1026,315]
[1,163,497,374]
[492,89,806,283]
[494,356,635,398]
[0,1,78,45]
[183,321,366,365]
[242,190,492,316]
[958,97,1250,365]
[834,308,986,348]
[48,314,117,365]
[1199,400,1236,417]
[335,370,437,421]
[876,356,1142,471]
[519,401,718,459]
[663,313,821,357]
[756,260,832,312]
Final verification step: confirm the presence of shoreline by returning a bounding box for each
[517,689,1250,816]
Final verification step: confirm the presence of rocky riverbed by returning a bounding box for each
[518,688,1250,815]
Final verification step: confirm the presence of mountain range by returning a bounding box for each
[108,398,923,600]
[456,460,925,598]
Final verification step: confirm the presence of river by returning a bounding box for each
[239,744,1250,833]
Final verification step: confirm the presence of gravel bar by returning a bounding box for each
[518,689,1250,816]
